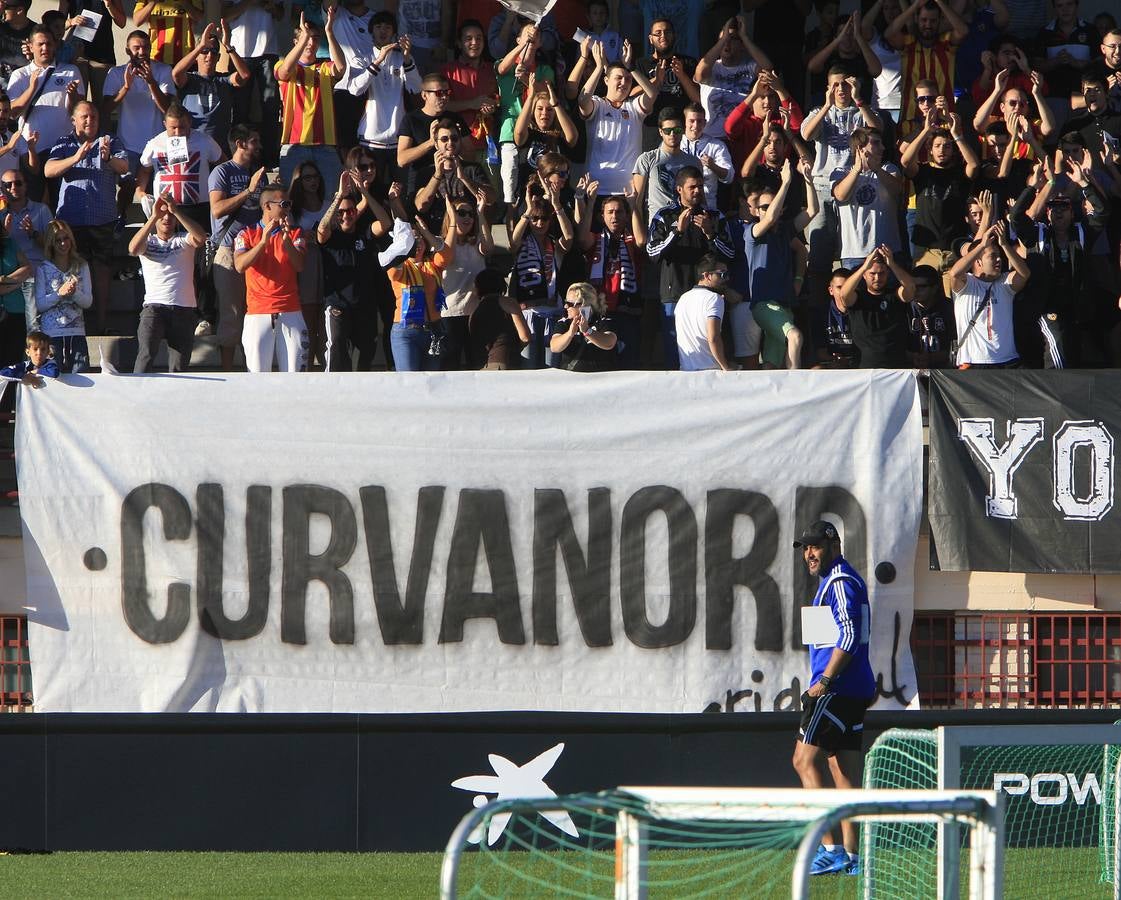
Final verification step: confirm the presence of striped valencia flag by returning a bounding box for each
[275,60,337,147]
[135,0,202,65]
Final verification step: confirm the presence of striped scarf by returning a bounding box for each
[588,231,639,311]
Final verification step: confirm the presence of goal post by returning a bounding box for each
[864,723,1121,900]
[439,786,1003,900]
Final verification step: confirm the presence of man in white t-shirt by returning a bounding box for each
[7,26,83,173]
[226,0,283,168]
[138,100,224,229]
[578,38,660,196]
[128,192,207,372]
[830,127,903,267]
[676,253,733,371]
[102,30,176,165]
[948,221,1030,368]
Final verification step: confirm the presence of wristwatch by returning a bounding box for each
[818,674,834,689]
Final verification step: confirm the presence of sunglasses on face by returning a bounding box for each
[455,208,475,218]
[2,179,23,187]
[338,206,358,215]
[564,300,582,308]
[706,269,728,278]
[916,95,936,105]
[661,127,684,135]
[266,200,292,209]
[199,47,219,55]
[354,162,375,172]
[425,88,451,97]
[529,215,550,223]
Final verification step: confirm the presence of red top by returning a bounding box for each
[442,60,498,133]
[724,99,805,171]
[235,224,306,315]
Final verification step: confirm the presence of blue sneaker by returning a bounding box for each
[845,856,862,876]
[810,846,850,876]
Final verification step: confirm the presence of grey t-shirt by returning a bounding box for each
[208,160,262,247]
[633,148,702,225]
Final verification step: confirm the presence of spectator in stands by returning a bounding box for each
[740,113,806,189]
[330,0,378,159]
[415,118,493,232]
[640,0,702,60]
[907,264,955,368]
[738,158,818,370]
[349,13,420,194]
[680,102,733,212]
[45,100,129,335]
[173,20,248,154]
[972,68,1055,159]
[948,221,1029,367]
[289,160,327,368]
[1064,70,1121,153]
[8,26,83,178]
[0,330,58,385]
[632,107,701,226]
[209,124,266,371]
[647,165,734,369]
[392,0,443,73]
[550,280,619,371]
[275,10,345,190]
[225,0,283,170]
[806,11,883,96]
[469,267,532,370]
[675,252,733,371]
[0,92,29,177]
[578,39,659,197]
[970,35,1038,109]
[575,177,646,369]
[397,73,470,209]
[513,75,577,196]
[900,111,980,293]
[835,245,917,368]
[832,128,904,269]
[724,69,805,176]
[129,193,207,373]
[440,197,493,370]
[0,213,30,366]
[1,166,51,324]
[443,18,497,146]
[1033,0,1098,128]
[61,0,126,103]
[494,22,555,207]
[103,30,175,223]
[802,67,881,324]
[510,178,575,368]
[316,171,392,372]
[234,183,309,373]
[384,211,453,372]
[133,0,202,65]
[34,219,92,373]
[635,17,700,137]
[884,0,968,126]
[1011,151,1108,368]
[695,17,772,142]
[863,0,905,124]
[0,0,36,84]
[954,0,1011,96]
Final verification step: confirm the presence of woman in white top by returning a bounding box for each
[290,160,327,368]
[863,0,904,123]
[440,198,493,369]
[34,220,93,373]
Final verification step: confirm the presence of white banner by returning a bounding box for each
[17,371,923,713]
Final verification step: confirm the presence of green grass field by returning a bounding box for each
[0,848,1109,898]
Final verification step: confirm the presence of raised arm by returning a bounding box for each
[972,67,1008,132]
[276,14,312,83]
[884,0,920,50]
[751,158,794,237]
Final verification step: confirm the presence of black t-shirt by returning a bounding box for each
[553,312,618,371]
[321,216,376,308]
[65,0,114,64]
[1064,108,1121,154]
[637,53,698,126]
[908,297,956,366]
[398,109,469,198]
[469,293,523,367]
[179,72,235,151]
[912,162,971,250]
[847,286,911,368]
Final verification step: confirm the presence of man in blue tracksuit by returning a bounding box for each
[791,519,876,877]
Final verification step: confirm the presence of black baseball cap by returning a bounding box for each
[793,520,840,548]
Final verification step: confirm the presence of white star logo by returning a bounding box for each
[451,742,579,846]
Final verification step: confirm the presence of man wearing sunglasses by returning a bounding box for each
[172,20,249,154]
[675,253,733,371]
[397,72,470,210]
[632,107,701,226]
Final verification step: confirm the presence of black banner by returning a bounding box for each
[929,371,1119,573]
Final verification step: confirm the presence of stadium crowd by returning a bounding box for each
[1,0,1121,376]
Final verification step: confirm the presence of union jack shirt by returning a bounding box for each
[139,130,223,206]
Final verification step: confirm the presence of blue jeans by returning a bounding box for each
[279,144,342,196]
[520,308,559,369]
[661,301,679,370]
[50,335,89,374]
[390,323,437,372]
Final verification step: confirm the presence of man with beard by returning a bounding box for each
[884,0,969,125]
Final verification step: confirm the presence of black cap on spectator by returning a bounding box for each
[793,521,840,548]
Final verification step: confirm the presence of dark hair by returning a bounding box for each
[988,33,1025,54]
[164,100,189,121]
[475,268,508,297]
[371,10,397,30]
[422,72,449,88]
[126,29,148,43]
[605,61,630,77]
[697,253,725,276]
[228,123,259,154]
[289,161,324,219]
[26,330,50,348]
[849,126,881,153]
[650,17,674,32]
[260,184,287,204]
[831,267,852,280]
[344,144,376,169]
[675,165,703,187]
[658,106,684,127]
[911,264,940,282]
[1082,68,1109,91]
[682,101,705,117]
[827,63,853,79]
[984,120,1009,138]
[28,25,53,43]
[41,10,65,27]
[920,1,940,13]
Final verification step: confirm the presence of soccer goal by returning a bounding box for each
[863,724,1121,900]
[439,786,1003,900]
